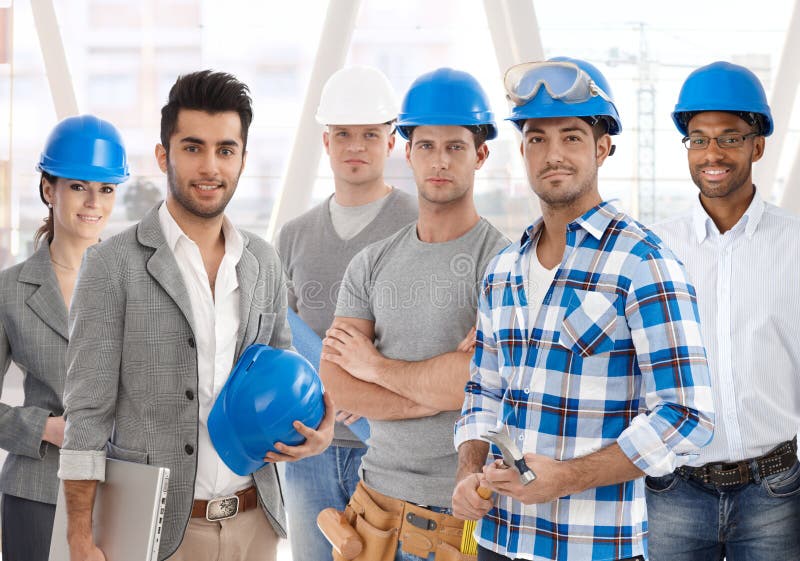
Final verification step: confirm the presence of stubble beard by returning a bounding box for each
[166,162,238,219]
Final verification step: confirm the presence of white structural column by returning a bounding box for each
[482,0,544,76]
[483,0,544,220]
[266,0,362,241]
[30,0,78,119]
[780,145,800,212]
[755,1,800,203]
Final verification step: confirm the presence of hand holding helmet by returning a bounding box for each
[208,344,334,476]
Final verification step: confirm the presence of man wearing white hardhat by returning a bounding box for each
[276,65,417,561]
[320,67,508,561]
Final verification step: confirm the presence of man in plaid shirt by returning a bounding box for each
[452,57,715,561]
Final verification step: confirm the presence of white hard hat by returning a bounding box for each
[315,66,400,125]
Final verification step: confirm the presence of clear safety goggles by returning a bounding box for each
[504,61,613,106]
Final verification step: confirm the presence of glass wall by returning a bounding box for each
[2,0,799,268]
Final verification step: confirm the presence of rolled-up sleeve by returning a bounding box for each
[617,250,715,476]
[454,276,506,450]
[59,247,124,482]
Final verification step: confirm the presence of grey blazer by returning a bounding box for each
[0,242,68,504]
[59,204,292,560]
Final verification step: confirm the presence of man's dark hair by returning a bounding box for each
[676,110,767,136]
[160,70,253,152]
[402,124,490,149]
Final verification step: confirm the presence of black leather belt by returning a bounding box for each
[677,437,797,488]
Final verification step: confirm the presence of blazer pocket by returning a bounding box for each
[559,289,619,357]
[253,312,276,346]
[106,441,149,464]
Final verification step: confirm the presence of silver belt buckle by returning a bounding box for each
[206,494,240,521]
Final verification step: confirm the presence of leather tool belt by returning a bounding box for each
[191,486,259,521]
[677,437,797,488]
[330,481,476,561]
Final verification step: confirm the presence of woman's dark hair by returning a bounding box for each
[160,70,254,153]
[34,171,57,248]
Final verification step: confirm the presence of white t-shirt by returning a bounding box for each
[525,237,558,318]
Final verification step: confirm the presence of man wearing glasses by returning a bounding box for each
[647,61,800,560]
[452,57,715,561]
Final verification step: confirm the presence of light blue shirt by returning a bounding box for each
[654,190,800,465]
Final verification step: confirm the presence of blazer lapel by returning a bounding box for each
[138,204,197,335]
[234,231,257,358]
[19,243,69,340]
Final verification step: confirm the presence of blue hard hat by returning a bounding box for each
[672,61,773,136]
[208,344,326,476]
[396,67,497,140]
[37,115,130,183]
[505,57,622,135]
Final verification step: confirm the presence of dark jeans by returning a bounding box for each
[1,493,57,561]
[477,545,644,560]
[646,461,800,561]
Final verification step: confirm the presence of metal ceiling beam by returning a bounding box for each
[266,0,362,242]
[754,1,800,203]
[30,0,78,119]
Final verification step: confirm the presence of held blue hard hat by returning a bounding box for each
[505,57,622,135]
[208,344,326,476]
[672,61,773,136]
[37,115,130,183]
[396,67,497,140]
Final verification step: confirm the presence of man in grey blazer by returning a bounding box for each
[58,71,335,561]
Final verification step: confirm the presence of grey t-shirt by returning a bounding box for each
[277,188,418,446]
[329,194,389,241]
[335,218,509,507]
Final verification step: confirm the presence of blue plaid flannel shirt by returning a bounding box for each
[454,202,714,561]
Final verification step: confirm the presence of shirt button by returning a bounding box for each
[185,390,194,400]
[185,444,194,455]
[519,435,524,441]
[187,337,196,348]
[524,389,530,394]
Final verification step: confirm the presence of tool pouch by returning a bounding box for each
[335,482,401,561]
[400,502,463,558]
[434,542,478,561]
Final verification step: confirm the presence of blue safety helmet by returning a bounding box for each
[505,57,622,135]
[208,344,326,476]
[672,61,773,136]
[396,67,497,141]
[37,115,130,184]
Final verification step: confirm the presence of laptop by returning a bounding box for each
[49,458,170,561]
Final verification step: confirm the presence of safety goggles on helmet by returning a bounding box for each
[504,61,613,107]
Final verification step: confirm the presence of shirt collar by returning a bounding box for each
[517,201,619,256]
[158,201,244,261]
[691,188,765,243]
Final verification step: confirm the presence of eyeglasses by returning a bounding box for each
[504,61,613,106]
[682,132,758,150]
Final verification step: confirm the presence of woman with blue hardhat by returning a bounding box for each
[0,114,128,561]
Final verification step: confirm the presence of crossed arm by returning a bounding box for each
[319,316,475,420]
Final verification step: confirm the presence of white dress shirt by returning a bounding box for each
[653,190,800,465]
[159,202,252,499]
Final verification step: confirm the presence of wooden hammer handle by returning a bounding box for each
[316,507,363,560]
